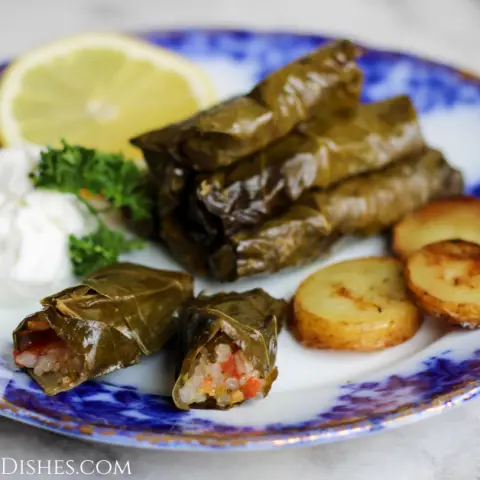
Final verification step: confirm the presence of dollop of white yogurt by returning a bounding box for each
[0,146,97,302]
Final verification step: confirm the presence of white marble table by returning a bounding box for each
[1,0,480,478]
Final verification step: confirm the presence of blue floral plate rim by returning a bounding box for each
[138,27,480,75]
[0,376,479,451]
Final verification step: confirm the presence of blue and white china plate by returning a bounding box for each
[1,29,480,451]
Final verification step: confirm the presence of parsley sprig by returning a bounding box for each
[30,140,151,220]
[30,141,152,277]
[69,225,145,277]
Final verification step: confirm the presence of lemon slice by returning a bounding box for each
[0,33,216,159]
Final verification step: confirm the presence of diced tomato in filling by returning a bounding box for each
[220,353,240,379]
[241,377,262,399]
[13,329,64,361]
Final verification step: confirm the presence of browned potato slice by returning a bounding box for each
[405,240,480,328]
[393,197,480,260]
[292,257,421,351]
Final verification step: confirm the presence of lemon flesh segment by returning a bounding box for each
[0,33,217,159]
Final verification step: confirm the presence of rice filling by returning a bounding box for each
[178,342,265,408]
[14,317,81,378]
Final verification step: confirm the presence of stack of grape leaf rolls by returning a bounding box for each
[133,39,464,281]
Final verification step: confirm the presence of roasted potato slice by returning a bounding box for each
[292,257,421,351]
[393,197,480,260]
[405,240,480,328]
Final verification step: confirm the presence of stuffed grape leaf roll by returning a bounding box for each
[13,263,194,395]
[160,214,209,276]
[209,193,336,280]
[191,95,425,238]
[210,148,463,280]
[172,289,288,410]
[132,39,363,173]
[314,148,464,235]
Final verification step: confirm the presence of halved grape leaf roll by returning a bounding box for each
[13,263,194,395]
[172,289,288,410]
